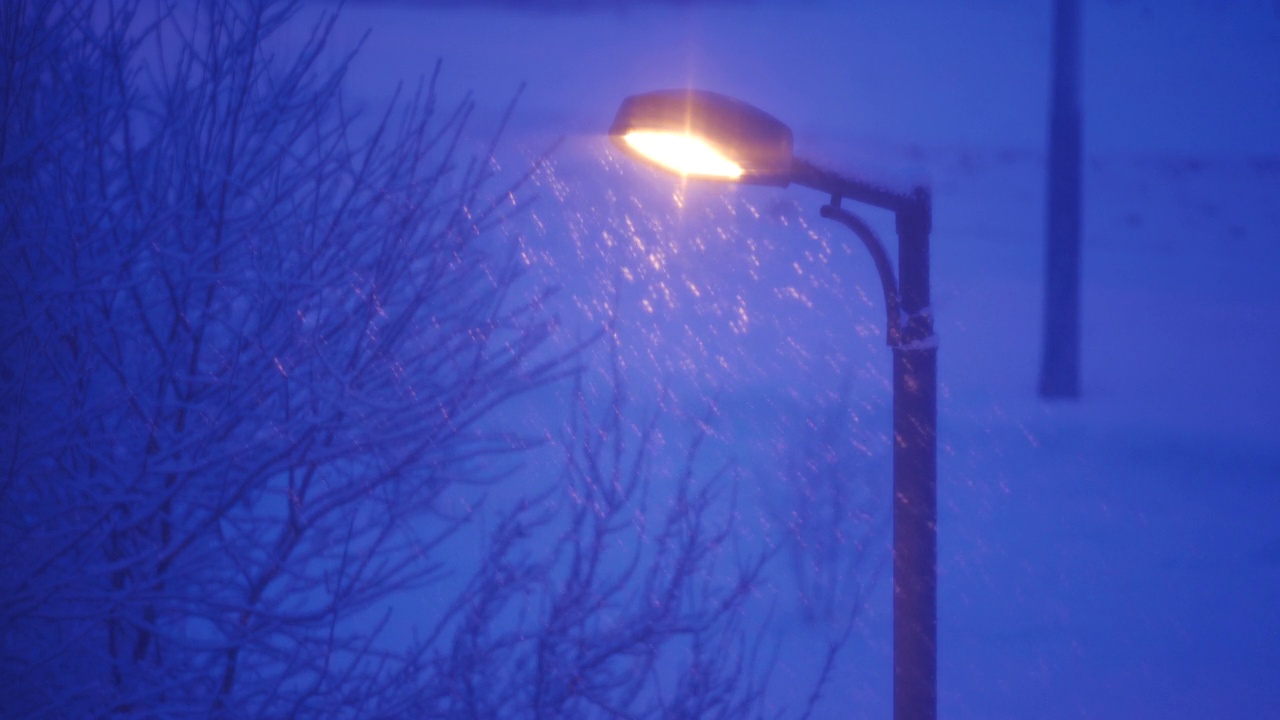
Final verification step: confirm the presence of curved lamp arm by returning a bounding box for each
[817,201,902,347]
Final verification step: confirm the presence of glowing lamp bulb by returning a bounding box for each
[622,130,744,180]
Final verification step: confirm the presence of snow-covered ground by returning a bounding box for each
[309,0,1280,716]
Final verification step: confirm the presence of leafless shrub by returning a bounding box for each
[0,0,846,717]
[1,0,570,715]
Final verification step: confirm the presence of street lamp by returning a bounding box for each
[610,89,938,720]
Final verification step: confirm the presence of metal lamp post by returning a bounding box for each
[610,90,938,720]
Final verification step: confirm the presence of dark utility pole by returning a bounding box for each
[1040,0,1083,398]
[888,191,937,720]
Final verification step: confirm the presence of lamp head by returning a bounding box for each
[609,90,794,186]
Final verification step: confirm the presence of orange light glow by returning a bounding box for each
[622,131,744,180]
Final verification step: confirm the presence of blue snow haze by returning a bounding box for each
[3,0,1277,717]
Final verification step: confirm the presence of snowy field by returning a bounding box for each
[307,0,1280,717]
